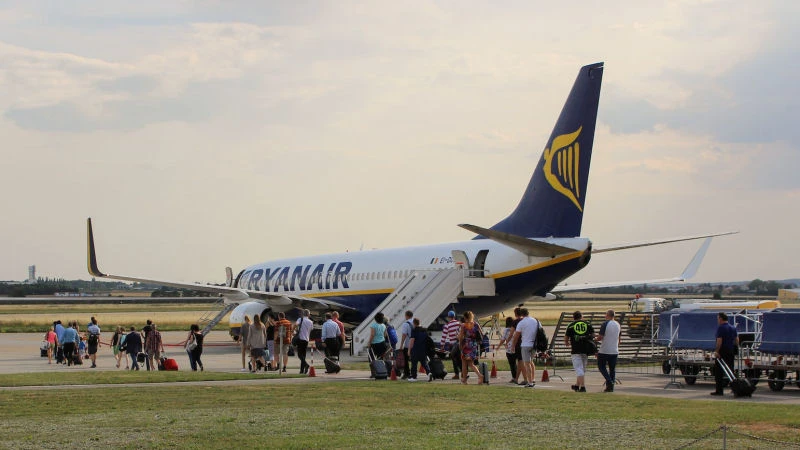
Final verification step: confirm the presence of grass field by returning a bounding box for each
[0,300,635,333]
[0,377,798,449]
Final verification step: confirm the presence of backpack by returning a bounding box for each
[88,333,99,346]
[118,334,127,352]
[425,335,436,358]
[386,325,398,347]
[535,324,549,352]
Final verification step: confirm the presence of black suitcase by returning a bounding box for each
[717,358,755,398]
[368,348,388,380]
[429,357,447,380]
[324,356,341,374]
[479,361,490,385]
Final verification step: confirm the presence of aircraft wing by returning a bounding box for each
[86,218,355,312]
[552,236,715,293]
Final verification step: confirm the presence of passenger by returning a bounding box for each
[596,309,621,392]
[125,326,143,371]
[321,312,342,359]
[111,325,127,369]
[266,315,276,370]
[510,307,524,384]
[249,315,267,372]
[54,320,66,364]
[497,317,518,384]
[86,317,101,369]
[457,311,484,385]
[142,319,153,344]
[332,311,346,352]
[295,310,313,374]
[512,308,538,388]
[711,311,738,396]
[240,315,251,372]
[77,335,87,364]
[186,324,204,372]
[440,311,461,380]
[145,323,164,371]
[368,312,389,359]
[408,318,432,382]
[44,326,57,364]
[399,310,414,379]
[564,311,595,392]
[273,312,293,373]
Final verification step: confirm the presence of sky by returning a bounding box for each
[1,1,798,286]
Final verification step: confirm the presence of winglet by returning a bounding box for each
[86,218,106,277]
[679,237,712,280]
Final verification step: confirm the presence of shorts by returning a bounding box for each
[267,341,275,360]
[571,353,589,377]
[112,345,120,356]
[520,346,535,362]
[250,348,266,358]
[88,343,98,355]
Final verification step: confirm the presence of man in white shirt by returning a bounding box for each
[511,308,538,388]
[596,309,621,392]
[321,312,342,359]
[295,309,313,374]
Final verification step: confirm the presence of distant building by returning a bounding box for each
[778,289,800,301]
[27,265,36,284]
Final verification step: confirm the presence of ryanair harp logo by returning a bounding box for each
[543,126,583,212]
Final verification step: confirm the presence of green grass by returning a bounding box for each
[0,381,798,449]
[0,371,303,387]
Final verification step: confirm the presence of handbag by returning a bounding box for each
[185,333,198,351]
[292,319,305,347]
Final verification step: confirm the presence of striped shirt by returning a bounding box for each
[440,319,461,349]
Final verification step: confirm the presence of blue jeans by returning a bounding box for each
[187,350,197,371]
[410,356,430,379]
[130,353,140,371]
[597,353,617,386]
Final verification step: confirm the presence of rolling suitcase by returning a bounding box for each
[429,357,447,380]
[479,361,490,385]
[368,348,388,380]
[324,356,341,374]
[717,358,755,398]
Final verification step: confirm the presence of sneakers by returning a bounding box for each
[710,391,724,396]
[578,387,586,392]
[603,386,614,392]
[524,383,536,388]
[408,377,417,382]
[428,373,433,382]
[509,379,519,384]
[241,368,248,372]
[451,375,460,380]
[571,384,579,391]
[91,364,96,368]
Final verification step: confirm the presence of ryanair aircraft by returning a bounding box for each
[86,62,732,336]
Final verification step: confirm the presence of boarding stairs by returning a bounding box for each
[350,266,495,357]
[199,298,236,336]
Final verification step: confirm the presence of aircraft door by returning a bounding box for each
[451,250,469,270]
[473,250,489,276]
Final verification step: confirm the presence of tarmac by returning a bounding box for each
[3,331,800,404]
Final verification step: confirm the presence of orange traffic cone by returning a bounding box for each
[490,357,498,378]
[541,360,550,382]
[308,348,316,377]
[390,365,398,381]
[419,363,426,375]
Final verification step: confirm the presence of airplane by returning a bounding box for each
[86,62,734,341]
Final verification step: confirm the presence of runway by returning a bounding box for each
[3,331,799,404]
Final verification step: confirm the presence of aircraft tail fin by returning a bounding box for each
[489,62,603,238]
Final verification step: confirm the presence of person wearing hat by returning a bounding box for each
[440,310,461,380]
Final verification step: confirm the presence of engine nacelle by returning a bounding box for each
[228,301,270,340]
